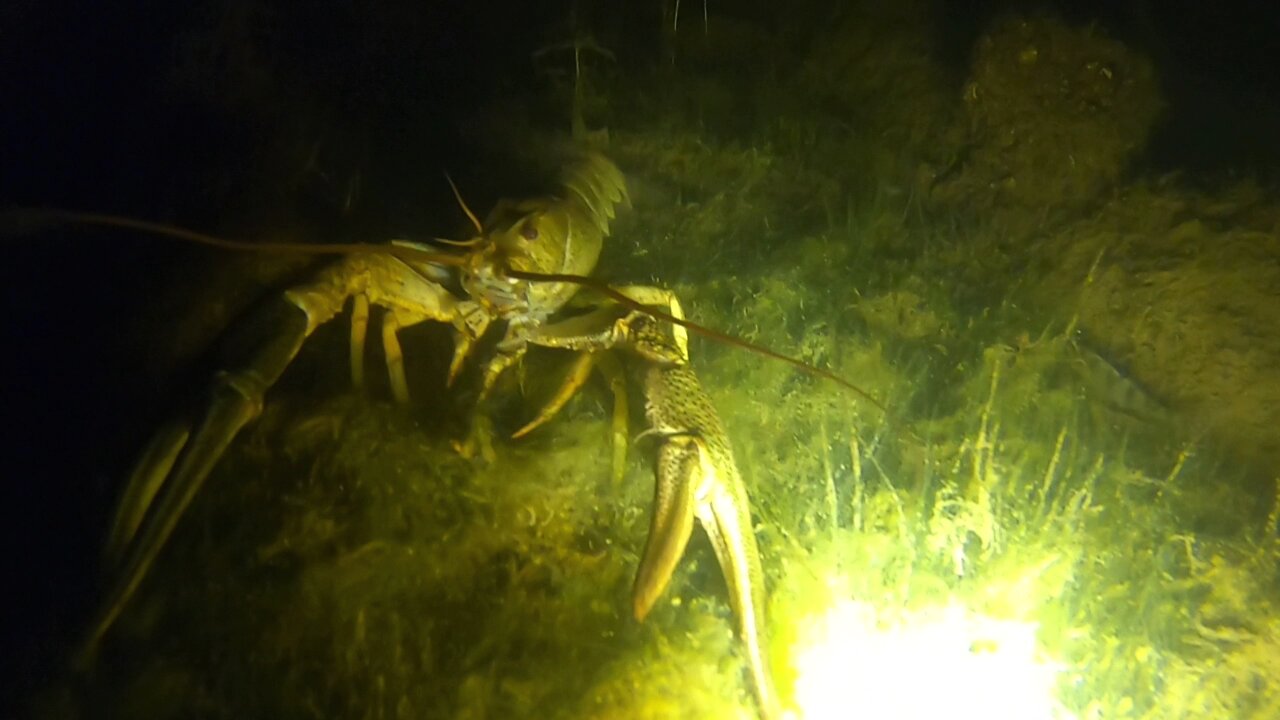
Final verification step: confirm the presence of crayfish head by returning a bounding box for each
[485,198,574,273]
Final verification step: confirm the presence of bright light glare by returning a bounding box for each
[790,599,1074,720]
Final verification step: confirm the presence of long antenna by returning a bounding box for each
[443,173,484,235]
[12,208,886,411]
[10,209,468,267]
[505,269,887,412]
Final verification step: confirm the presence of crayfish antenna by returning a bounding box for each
[444,173,484,236]
[427,235,483,247]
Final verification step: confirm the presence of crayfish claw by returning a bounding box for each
[84,298,313,659]
[103,422,189,567]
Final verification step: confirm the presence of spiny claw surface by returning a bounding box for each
[623,313,782,720]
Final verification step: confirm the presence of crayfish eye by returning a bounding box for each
[520,222,539,241]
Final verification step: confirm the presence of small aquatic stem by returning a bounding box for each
[849,430,863,533]
[1036,426,1068,520]
[821,420,837,538]
[970,356,1001,502]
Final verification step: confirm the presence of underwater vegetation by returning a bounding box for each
[19,2,1280,719]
